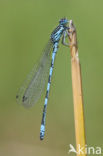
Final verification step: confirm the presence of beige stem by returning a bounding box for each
[68,20,87,156]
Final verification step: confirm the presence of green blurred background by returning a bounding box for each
[0,0,103,155]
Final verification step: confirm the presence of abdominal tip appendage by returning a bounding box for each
[40,124,45,140]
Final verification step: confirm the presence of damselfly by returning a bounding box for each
[16,18,70,140]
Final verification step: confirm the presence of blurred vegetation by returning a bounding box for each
[0,0,103,156]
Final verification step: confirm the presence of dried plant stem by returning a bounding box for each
[68,20,87,156]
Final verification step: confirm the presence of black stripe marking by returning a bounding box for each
[46,90,49,98]
[51,25,61,35]
[48,75,51,83]
[51,61,54,68]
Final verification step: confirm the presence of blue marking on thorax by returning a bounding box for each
[51,24,66,43]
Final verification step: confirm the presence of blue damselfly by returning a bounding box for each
[16,18,70,140]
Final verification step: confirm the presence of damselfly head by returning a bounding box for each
[59,18,69,25]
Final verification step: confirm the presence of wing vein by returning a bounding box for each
[16,40,53,108]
